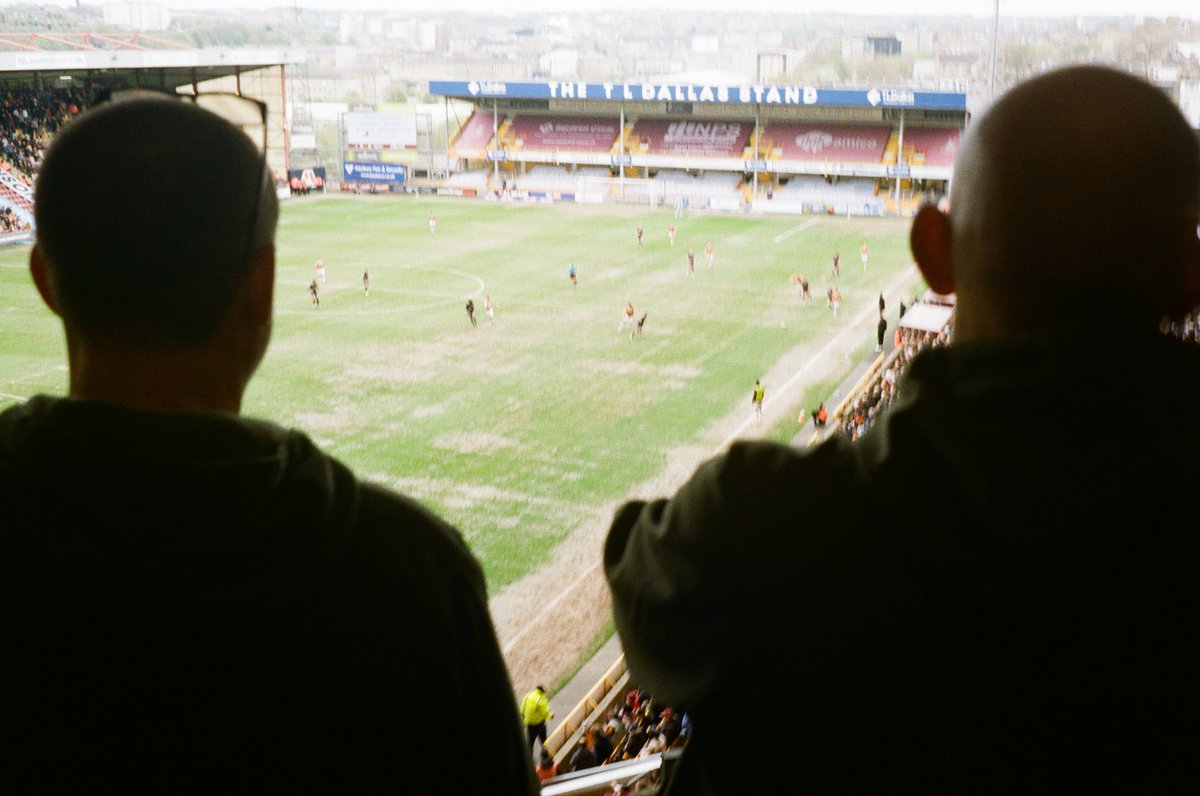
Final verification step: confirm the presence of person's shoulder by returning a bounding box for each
[250,426,485,596]
[612,438,859,539]
[719,438,856,487]
[350,481,483,584]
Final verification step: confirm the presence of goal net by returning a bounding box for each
[576,176,661,207]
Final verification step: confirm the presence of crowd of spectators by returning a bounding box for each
[832,301,952,443]
[0,86,87,231]
[0,204,29,234]
[0,87,86,184]
[835,295,1200,444]
[1162,306,1200,344]
[555,687,689,791]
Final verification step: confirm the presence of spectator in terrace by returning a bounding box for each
[568,738,597,772]
[619,723,646,760]
[604,707,627,739]
[536,750,558,782]
[591,724,615,766]
[604,65,1200,790]
[0,87,84,183]
[1163,305,1200,344]
[637,729,666,758]
[656,708,682,748]
[0,93,537,792]
[834,317,952,443]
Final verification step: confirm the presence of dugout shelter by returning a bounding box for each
[429,78,968,216]
[0,35,303,237]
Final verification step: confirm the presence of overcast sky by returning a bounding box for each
[6,0,1199,18]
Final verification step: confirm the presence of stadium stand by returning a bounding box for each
[541,676,688,794]
[450,109,497,159]
[0,87,84,180]
[0,87,84,241]
[0,169,33,214]
[432,80,964,215]
[891,126,960,167]
[436,110,940,214]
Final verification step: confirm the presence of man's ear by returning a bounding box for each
[29,245,62,317]
[910,204,955,296]
[1167,227,1200,320]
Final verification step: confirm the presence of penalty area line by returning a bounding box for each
[773,218,820,244]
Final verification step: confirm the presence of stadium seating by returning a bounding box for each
[631,118,751,158]
[771,175,884,215]
[444,169,491,189]
[507,115,621,153]
[0,87,83,180]
[891,126,960,167]
[504,165,615,195]
[0,86,85,237]
[449,109,497,158]
[611,123,641,155]
[437,109,950,220]
[0,170,33,231]
[656,170,739,196]
[542,670,688,793]
[511,165,584,194]
[766,123,891,164]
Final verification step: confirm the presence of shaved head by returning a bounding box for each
[35,96,277,347]
[914,65,1200,340]
[30,95,279,413]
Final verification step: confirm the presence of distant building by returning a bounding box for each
[1176,77,1200,129]
[539,49,578,80]
[868,36,902,57]
[844,35,902,59]
[103,2,169,32]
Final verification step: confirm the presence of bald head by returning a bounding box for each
[913,65,1200,341]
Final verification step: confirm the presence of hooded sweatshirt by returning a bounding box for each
[0,396,537,793]
[605,331,1200,792]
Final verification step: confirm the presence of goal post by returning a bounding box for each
[575,176,660,207]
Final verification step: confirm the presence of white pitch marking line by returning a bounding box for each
[773,217,821,244]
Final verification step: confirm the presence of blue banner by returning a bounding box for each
[342,161,407,184]
[429,80,966,111]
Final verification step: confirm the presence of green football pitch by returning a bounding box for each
[0,194,919,592]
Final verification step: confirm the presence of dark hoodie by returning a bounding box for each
[606,332,1200,792]
[0,396,537,793]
